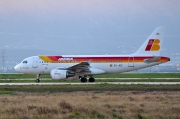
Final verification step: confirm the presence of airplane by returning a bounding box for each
[14,27,170,83]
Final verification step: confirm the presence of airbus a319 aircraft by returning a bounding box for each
[14,27,170,83]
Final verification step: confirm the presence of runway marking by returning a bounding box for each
[97,78,180,80]
[0,82,180,85]
[1,78,180,80]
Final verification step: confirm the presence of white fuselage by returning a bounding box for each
[14,55,168,76]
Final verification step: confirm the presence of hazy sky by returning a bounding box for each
[0,0,180,55]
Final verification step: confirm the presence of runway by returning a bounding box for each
[1,78,180,80]
[0,82,180,85]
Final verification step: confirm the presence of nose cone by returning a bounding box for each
[14,64,20,72]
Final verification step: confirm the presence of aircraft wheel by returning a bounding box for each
[81,77,87,83]
[35,74,40,83]
[35,79,40,83]
[89,77,95,82]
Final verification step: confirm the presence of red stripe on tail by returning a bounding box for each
[145,39,154,51]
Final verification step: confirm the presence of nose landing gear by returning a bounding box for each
[35,74,40,83]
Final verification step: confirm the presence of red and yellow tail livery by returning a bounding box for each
[145,39,160,51]
[134,27,164,56]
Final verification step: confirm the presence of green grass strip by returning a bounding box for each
[0,73,180,79]
[0,84,179,95]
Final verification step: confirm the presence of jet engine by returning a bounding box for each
[50,69,75,80]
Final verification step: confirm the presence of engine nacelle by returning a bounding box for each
[50,70,75,80]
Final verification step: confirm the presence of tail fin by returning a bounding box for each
[134,27,165,56]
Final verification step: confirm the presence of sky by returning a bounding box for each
[0,0,180,55]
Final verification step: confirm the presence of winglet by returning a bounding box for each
[134,27,165,56]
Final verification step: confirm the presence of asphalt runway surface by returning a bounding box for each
[0,82,180,85]
[1,78,180,80]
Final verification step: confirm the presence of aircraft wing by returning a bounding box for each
[66,60,91,73]
[56,60,105,75]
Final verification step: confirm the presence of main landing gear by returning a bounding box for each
[35,74,40,83]
[80,76,95,83]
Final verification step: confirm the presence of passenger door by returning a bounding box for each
[32,57,38,68]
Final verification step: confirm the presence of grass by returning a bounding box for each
[0,73,180,79]
[94,73,180,78]
[0,73,179,118]
[0,74,51,79]
[0,84,180,93]
[0,91,179,119]
[0,73,180,83]
[0,79,180,83]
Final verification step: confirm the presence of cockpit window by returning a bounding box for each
[22,60,28,63]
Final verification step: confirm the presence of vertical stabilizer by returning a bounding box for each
[134,27,165,56]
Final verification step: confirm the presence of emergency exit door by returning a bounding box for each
[128,57,134,67]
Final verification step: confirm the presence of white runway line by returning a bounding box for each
[97,78,180,80]
[1,78,180,80]
[0,82,180,85]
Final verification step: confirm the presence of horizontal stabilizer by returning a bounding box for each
[144,56,160,63]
